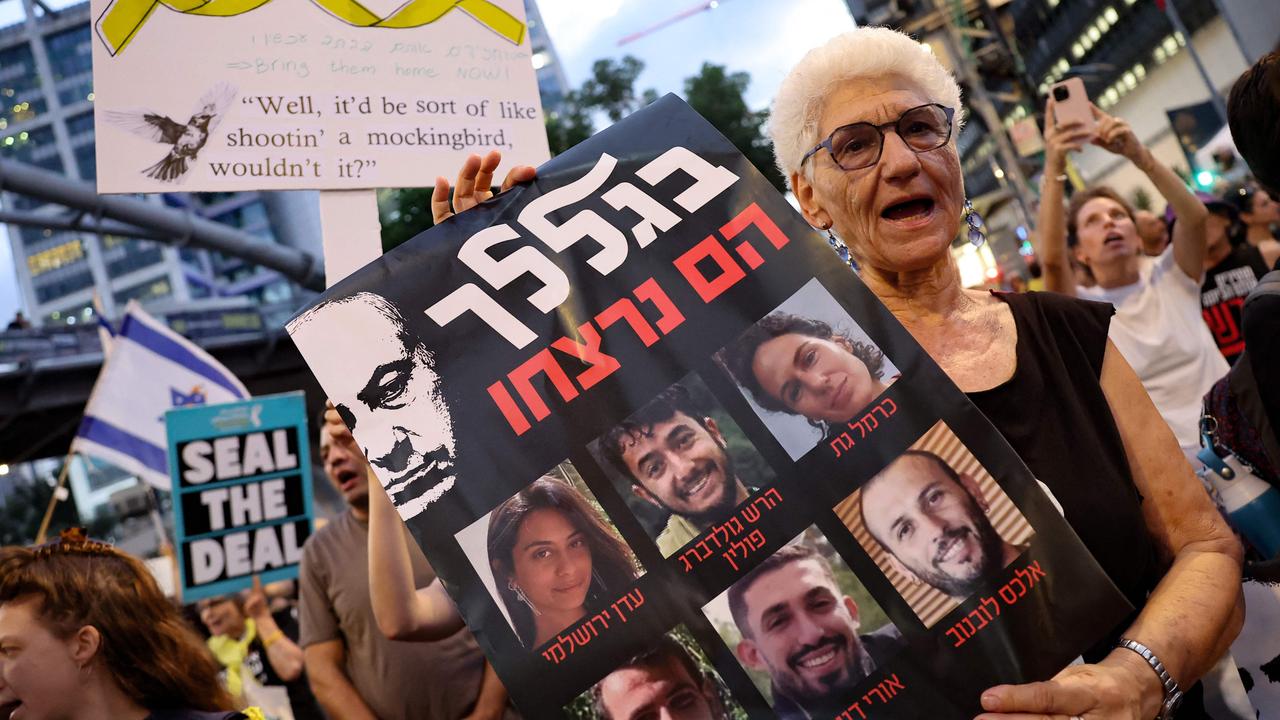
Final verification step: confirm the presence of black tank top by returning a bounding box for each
[968,291,1208,716]
[1202,244,1271,363]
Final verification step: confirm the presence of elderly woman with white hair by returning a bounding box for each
[768,28,1240,720]
[433,27,1242,720]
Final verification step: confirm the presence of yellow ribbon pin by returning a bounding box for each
[95,0,525,56]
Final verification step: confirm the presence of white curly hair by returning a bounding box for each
[768,26,965,187]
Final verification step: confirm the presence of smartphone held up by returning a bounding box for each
[1050,78,1097,134]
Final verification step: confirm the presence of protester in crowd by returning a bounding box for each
[1223,184,1280,249]
[1228,51,1280,195]
[434,25,1244,718]
[5,312,31,331]
[716,312,895,431]
[1025,258,1045,292]
[1038,97,1230,466]
[726,544,903,719]
[313,404,473,649]
[486,477,638,648]
[859,451,1023,599]
[598,383,753,555]
[1135,209,1171,256]
[196,578,323,720]
[1199,194,1279,363]
[298,422,509,720]
[0,528,247,720]
[590,636,729,720]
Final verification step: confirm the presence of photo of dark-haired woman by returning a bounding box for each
[457,463,642,649]
[716,279,899,459]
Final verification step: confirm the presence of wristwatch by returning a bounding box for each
[1117,637,1183,719]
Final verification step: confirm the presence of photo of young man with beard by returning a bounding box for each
[593,379,775,556]
[708,535,904,720]
[835,423,1035,627]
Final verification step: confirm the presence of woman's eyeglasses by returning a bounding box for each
[801,104,956,172]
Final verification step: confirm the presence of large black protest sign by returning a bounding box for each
[288,95,1131,718]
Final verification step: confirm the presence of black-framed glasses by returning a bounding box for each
[801,104,956,172]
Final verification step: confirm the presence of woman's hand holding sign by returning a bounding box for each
[432,150,537,224]
[976,649,1162,720]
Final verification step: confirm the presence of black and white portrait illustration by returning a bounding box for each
[104,82,237,182]
[288,290,457,520]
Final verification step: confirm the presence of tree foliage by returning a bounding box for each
[544,89,595,157]
[379,55,784,250]
[378,186,434,253]
[0,471,82,546]
[684,62,787,192]
[578,56,649,123]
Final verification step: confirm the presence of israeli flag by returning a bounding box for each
[72,301,249,489]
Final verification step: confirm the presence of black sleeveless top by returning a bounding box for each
[967,291,1208,716]
[1201,244,1272,363]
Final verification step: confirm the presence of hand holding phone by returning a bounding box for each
[1042,83,1095,169]
[1050,78,1096,134]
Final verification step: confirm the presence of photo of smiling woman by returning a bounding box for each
[458,464,642,649]
[716,279,900,459]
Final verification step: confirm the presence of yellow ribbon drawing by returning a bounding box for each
[95,0,525,56]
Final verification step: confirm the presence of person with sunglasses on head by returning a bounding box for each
[0,529,254,720]
[439,26,1244,720]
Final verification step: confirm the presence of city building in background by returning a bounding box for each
[0,0,321,329]
[839,0,1278,287]
[1002,0,1278,200]
[526,0,571,115]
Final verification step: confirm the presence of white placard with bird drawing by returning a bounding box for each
[89,0,549,192]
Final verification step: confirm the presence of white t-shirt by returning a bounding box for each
[1078,247,1229,463]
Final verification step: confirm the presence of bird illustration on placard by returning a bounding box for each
[104,83,237,183]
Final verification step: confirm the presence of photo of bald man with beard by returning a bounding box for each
[859,451,1024,601]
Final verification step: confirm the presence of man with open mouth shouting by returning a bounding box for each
[599,383,757,556]
[859,451,1022,601]
[726,542,903,719]
[289,291,457,520]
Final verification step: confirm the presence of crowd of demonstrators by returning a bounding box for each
[1036,96,1228,466]
[298,418,511,720]
[195,578,323,720]
[0,528,249,720]
[445,25,1243,720]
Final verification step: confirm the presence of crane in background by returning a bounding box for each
[617,0,731,46]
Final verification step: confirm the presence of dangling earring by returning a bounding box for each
[507,579,541,616]
[822,224,854,269]
[963,200,986,247]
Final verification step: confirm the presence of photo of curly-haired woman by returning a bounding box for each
[716,279,899,459]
